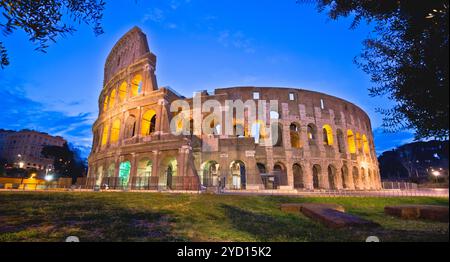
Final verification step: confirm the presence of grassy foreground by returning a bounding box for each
[0,191,448,242]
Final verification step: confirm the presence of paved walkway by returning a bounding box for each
[1,187,448,198]
[221,188,449,198]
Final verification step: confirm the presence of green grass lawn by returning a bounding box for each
[0,191,448,242]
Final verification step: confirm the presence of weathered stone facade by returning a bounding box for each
[87,27,381,191]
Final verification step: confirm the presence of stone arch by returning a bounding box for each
[251,120,267,143]
[362,134,370,154]
[312,164,321,189]
[293,163,304,189]
[272,123,283,147]
[159,157,177,189]
[135,157,152,189]
[328,164,338,189]
[290,122,302,148]
[341,165,349,189]
[368,169,373,190]
[109,89,116,109]
[336,129,345,153]
[101,123,109,146]
[347,130,356,154]
[103,95,109,112]
[124,114,137,139]
[110,118,121,143]
[360,167,366,190]
[229,160,246,190]
[257,162,272,189]
[131,74,143,96]
[307,123,317,144]
[273,162,288,187]
[200,160,220,186]
[322,124,333,146]
[119,161,131,188]
[141,109,157,136]
[107,163,115,178]
[118,81,127,102]
[352,166,360,189]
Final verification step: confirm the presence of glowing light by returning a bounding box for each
[44,175,54,181]
[432,170,441,177]
[19,161,24,168]
[30,173,37,179]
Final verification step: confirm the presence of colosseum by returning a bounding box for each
[86,27,381,191]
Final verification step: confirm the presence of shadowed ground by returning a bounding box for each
[0,191,448,242]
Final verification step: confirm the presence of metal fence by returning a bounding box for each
[382,181,418,190]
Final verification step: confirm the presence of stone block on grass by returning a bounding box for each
[384,205,448,222]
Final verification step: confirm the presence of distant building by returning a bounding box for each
[0,129,66,171]
[378,140,449,181]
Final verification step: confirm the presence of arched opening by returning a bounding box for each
[322,124,333,146]
[101,124,109,146]
[159,157,177,190]
[327,165,337,190]
[124,115,137,139]
[272,123,283,147]
[103,95,109,112]
[307,124,317,145]
[110,119,121,143]
[109,89,116,109]
[336,129,345,153]
[273,162,287,187]
[312,164,321,189]
[341,165,348,189]
[362,135,369,154]
[258,163,273,189]
[200,160,219,186]
[119,161,131,188]
[209,118,221,135]
[136,158,152,189]
[347,130,356,154]
[131,74,143,96]
[293,163,304,189]
[290,123,301,148]
[230,160,246,190]
[107,163,115,178]
[233,122,246,137]
[368,169,373,190]
[360,167,366,189]
[352,167,360,189]
[118,81,127,102]
[141,110,157,136]
[251,120,267,144]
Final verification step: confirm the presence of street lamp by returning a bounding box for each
[431,169,441,183]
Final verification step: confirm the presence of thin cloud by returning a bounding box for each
[218,30,255,53]
[0,85,93,159]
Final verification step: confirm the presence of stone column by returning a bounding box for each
[119,111,127,145]
[135,106,142,138]
[156,99,168,135]
[302,162,312,189]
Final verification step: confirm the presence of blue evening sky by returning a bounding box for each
[0,0,414,158]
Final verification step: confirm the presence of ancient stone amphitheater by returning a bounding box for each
[87,27,381,191]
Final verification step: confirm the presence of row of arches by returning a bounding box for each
[103,74,143,112]
[93,156,178,189]
[294,122,372,156]
[99,109,157,147]
[198,160,379,190]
